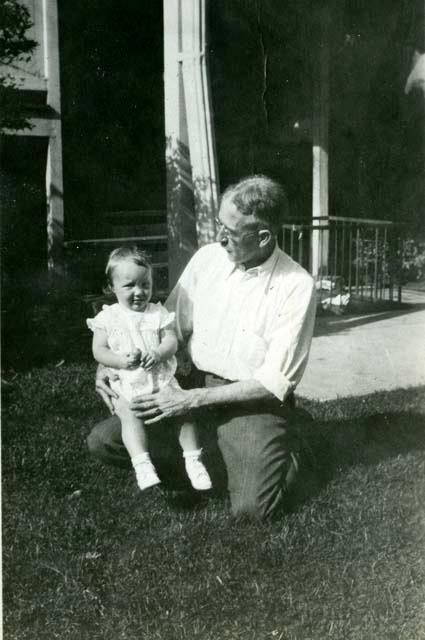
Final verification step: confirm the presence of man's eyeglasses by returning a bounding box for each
[214,217,259,242]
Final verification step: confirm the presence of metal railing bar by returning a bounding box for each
[298,230,303,266]
[382,227,387,301]
[374,228,379,301]
[286,215,398,227]
[329,215,396,226]
[282,224,333,232]
[355,228,360,296]
[333,224,338,303]
[348,225,352,295]
[397,238,403,303]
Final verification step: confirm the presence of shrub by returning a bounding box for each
[2,272,91,371]
[401,238,425,283]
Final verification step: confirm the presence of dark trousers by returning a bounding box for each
[87,372,301,519]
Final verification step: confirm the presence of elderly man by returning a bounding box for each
[89,175,316,519]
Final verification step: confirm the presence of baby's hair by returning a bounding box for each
[105,245,152,289]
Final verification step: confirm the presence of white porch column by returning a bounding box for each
[311,5,330,277]
[163,0,219,287]
[44,0,64,273]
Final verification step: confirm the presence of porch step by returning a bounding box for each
[65,244,169,299]
[104,209,166,224]
[67,235,167,246]
[102,223,168,237]
[64,209,170,298]
[100,210,167,241]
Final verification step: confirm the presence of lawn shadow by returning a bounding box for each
[291,407,425,509]
[140,393,425,515]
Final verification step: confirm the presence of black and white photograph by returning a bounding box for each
[1,0,425,638]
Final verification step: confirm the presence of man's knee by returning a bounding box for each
[230,494,268,520]
[230,487,283,520]
[86,417,130,468]
[86,428,105,459]
[229,451,300,520]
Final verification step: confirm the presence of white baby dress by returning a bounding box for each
[87,302,178,401]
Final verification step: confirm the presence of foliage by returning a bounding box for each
[0,0,37,132]
[401,238,425,283]
[0,0,35,63]
[1,274,92,371]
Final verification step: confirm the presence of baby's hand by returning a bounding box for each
[141,349,161,371]
[121,349,142,369]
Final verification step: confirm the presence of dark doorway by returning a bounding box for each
[58,0,166,240]
[0,135,48,290]
[1,135,50,369]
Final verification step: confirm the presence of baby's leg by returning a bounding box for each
[113,395,147,457]
[112,395,160,491]
[179,422,212,491]
[178,421,201,452]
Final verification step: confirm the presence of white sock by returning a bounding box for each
[131,452,151,469]
[131,451,160,490]
[183,448,202,460]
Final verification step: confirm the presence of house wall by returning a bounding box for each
[329,0,424,230]
[208,0,423,232]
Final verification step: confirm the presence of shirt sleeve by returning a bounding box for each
[253,276,316,401]
[164,252,199,343]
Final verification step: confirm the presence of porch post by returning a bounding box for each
[1,0,65,274]
[44,0,64,274]
[163,0,219,288]
[311,5,330,277]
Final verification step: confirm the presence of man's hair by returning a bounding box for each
[221,175,288,233]
[105,245,152,286]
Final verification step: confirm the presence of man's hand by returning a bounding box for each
[130,385,197,424]
[95,366,119,414]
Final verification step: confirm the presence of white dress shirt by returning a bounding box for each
[165,242,316,401]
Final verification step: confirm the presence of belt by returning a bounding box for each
[203,372,233,387]
[202,370,295,410]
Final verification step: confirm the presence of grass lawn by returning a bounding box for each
[3,364,425,639]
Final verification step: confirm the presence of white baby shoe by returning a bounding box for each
[133,455,161,491]
[183,449,212,491]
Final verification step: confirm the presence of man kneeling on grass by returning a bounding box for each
[89,175,316,520]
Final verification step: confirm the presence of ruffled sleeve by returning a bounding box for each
[86,305,114,333]
[156,303,176,330]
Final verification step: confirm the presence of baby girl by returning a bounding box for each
[87,246,212,492]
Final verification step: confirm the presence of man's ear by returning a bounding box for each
[258,229,272,248]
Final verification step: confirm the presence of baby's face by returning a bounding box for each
[111,260,153,312]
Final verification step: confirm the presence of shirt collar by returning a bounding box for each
[224,243,280,279]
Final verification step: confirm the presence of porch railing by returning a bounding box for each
[281,216,403,305]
